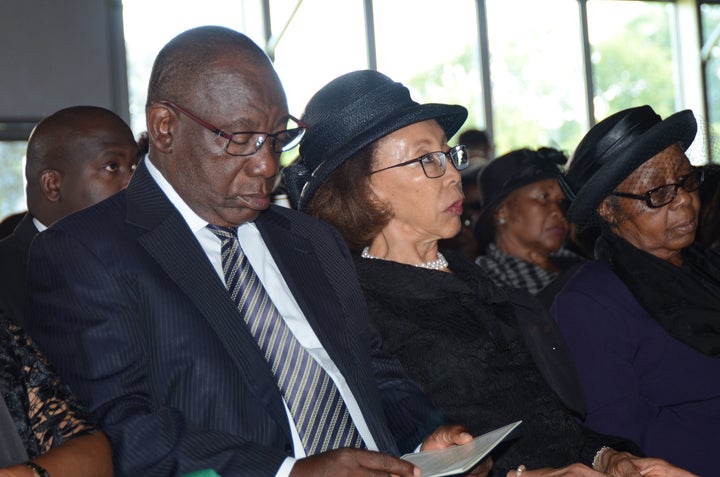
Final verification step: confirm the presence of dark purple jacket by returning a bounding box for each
[551,261,720,476]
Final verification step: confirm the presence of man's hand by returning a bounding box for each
[290,448,419,477]
[421,425,492,477]
[420,424,474,451]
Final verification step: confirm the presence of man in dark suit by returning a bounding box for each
[26,26,487,477]
[0,106,139,325]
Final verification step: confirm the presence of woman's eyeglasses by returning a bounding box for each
[158,100,306,157]
[610,168,703,208]
[369,144,469,179]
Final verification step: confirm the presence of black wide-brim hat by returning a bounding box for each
[474,147,566,248]
[559,105,697,227]
[283,70,468,210]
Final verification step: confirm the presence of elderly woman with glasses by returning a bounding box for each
[283,71,696,477]
[552,105,720,477]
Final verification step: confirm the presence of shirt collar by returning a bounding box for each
[145,154,209,235]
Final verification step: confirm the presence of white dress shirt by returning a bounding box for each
[32,217,47,232]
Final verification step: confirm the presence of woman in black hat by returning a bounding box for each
[284,71,694,477]
[553,105,720,477]
[474,147,585,306]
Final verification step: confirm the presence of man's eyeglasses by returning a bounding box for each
[610,168,703,208]
[369,145,469,179]
[158,100,306,157]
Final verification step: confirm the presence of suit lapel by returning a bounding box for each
[256,211,381,434]
[257,211,348,366]
[12,213,39,248]
[125,162,292,441]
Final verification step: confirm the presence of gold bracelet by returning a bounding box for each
[516,464,526,476]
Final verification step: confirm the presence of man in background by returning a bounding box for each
[0,105,139,325]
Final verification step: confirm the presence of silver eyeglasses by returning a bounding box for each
[370,144,469,179]
[610,168,703,208]
[159,100,306,157]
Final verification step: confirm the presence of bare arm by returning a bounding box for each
[0,432,113,477]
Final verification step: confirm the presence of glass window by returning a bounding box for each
[701,2,720,162]
[271,0,368,119]
[373,0,482,141]
[587,0,677,121]
[270,1,369,166]
[0,142,27,220]
[122,0,248,136]
[485,0,586,156]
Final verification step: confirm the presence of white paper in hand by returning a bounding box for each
[401,421,522,477]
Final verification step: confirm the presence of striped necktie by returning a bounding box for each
[207,225,365,455]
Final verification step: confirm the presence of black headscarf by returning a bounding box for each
[595,229,720,357]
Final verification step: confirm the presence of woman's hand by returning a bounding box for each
[637,459,700,477]
[505,463,607,476]
[597,449,699,477]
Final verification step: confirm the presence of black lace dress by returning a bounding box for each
[0,318,95,458]
[354,250,636,476]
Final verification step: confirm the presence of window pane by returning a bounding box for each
[701,3,720,163]
[486,0,586,156]
[373,0,482,139]
[122,0,249,135]
[587,0,677,121]
[271,0,368,119]
[0,142,26,220]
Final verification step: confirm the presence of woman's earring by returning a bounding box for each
[498,217,506,225]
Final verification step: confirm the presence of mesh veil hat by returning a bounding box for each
[559,105,697,227]
[283,70,468,210]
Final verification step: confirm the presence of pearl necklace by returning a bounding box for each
[361,246,449,270]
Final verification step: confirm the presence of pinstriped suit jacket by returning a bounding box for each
[0,213,39,326]
[26,160,437,477]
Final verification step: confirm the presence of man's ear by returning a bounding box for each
[40,169,62,202]
[147,103,174,153]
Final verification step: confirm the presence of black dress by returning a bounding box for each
[0,318,95,459]
[355,250,635,475]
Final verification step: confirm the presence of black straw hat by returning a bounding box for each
[559,105,697,227]
[283,70,468,210]
[474,147,567,249]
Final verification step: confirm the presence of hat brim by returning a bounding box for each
[567,109,697,225]
[297,103,467,209]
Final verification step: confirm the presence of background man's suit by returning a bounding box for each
[26,160,437,476]
[0,213,39,325]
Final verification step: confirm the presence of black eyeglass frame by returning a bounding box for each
[157,100,306,157]
[609,167,704,208]
[369,144,469,179]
